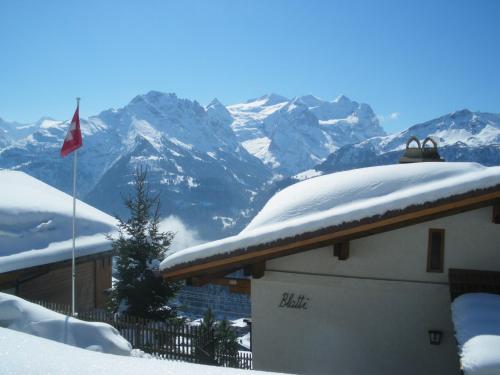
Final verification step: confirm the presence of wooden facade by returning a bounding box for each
[0,252,112,311]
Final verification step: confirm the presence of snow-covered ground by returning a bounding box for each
[451,293,500,375]
[0,170,117,273]
[0,294,262,373]
[0,327,281,375]
[162,162,500,271]
[0,293,131,355]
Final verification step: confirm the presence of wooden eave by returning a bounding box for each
[162,186,500,281]
[0,250,113,289]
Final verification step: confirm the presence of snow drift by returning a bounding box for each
[451,293,500,375]
[0,293,131,356]
[0,326,281,374]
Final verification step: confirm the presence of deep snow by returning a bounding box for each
[0,170,117,273]
[0,293,131,355]
[161,162,500,271]
[451,293,500,375]
[0,327,281,375]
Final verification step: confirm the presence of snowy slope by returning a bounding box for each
[314,110,500,176]
[0,327,281,375]
[0,116,122,197]
[83,91,272,240]
[161,162,500,271]
[0,170,116,273]
[2,93,499,242]
[228,94,385,175]
[0,92,272,240]
[0,293,131,355]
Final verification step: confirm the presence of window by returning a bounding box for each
[493,204,500,224]
[427,229,445,272]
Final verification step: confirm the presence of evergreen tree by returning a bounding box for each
[200,308,216,336]
[215,318,239,366]
[196,309,239,366]
[196,308,217,364]
[110,167,180,320]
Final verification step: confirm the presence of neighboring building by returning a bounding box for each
[0,170,116,311]
[161,160,500,375]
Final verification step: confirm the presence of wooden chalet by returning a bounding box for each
[0,170,115,311]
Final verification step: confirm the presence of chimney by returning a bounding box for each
[399,136,444,163]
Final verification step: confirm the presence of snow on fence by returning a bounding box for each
[30,300,252,370]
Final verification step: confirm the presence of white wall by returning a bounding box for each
[251,206,500,375]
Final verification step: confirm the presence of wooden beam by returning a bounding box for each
[243,262,266,278]
[493,203,500,224]
[333,241,349,260]
[251,262,266,279]
[186,269,237,287]
[186,277,251,294]
[163,189,500,281]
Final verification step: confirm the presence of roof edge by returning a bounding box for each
[162,185,500,281]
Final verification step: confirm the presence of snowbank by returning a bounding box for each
[451,293,500,375]
[0,293,131,355]
[0,327,282,375]
[0,170,117,273]
[161,162,500,271]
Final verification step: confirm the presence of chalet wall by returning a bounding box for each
[252,206,499,375]
[265,206,500,281]
[95,257,112,308]
[17,256,111,311]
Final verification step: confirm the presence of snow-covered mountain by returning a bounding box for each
[2,92,497,241]
[0,92,273,239]
[228,94,385,176]
[292,109,500,180]
[86,93,273,239]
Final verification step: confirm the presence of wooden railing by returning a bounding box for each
[30,300,252,369]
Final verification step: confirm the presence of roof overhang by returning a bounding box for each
[162,186,500,281]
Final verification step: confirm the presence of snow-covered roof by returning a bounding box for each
[0,170,117,273]
[161,162,500,274]
[451,293,500,375]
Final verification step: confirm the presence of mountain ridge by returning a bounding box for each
[1,91,498,240]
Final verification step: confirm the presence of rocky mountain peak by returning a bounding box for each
[246,93,289,106]
[206,98,233,128]
[296,95,324,107]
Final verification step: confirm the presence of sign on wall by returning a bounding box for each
[278,292,310,310]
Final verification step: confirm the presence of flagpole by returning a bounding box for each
[71,97,80,316]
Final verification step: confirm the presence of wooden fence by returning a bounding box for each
[31,300,252,369]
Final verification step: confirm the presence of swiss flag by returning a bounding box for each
[60,104,83,157]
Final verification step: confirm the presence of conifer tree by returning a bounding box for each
[215,318,239,366]
[200,308,216,336]
[197,308,239,366]
[110,167,179,320]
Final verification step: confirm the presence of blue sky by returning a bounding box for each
[0,0,499,133]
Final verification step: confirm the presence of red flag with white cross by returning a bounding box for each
[60,102,82,157]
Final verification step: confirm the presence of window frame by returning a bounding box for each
[427,228,445,273]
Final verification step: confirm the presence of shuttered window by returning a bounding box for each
[427,229,445,272]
